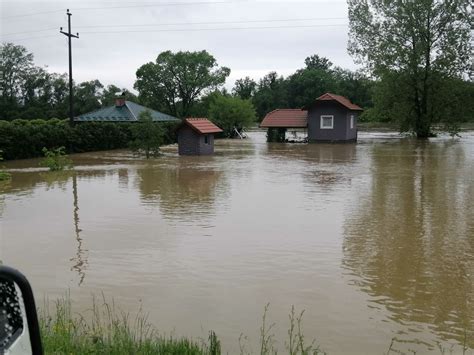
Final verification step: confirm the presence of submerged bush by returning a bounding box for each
[39,147,73,171]
[0,150,11,181]
[0,171,10,181]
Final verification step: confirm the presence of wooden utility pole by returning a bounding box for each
[60,9,79,125]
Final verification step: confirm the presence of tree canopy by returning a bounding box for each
[0,43,137,120]
[348,0,472,137]
[134,50,230,118]
[208,95,256,137]
[232,77,257,100]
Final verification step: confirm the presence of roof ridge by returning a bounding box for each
[125,101,137,120]
[315,92,363,111]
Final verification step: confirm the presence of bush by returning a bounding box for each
[0,119,179,160]
[39,147,73,171]
[0,150,11,181]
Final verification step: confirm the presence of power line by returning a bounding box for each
[3,17,347,38]
[2,27,58,37]
[1,9,63,20]
[74,0,243,11]
[78,17,347,29]
[0,0,241,21]
[5,35,58,43]
[5,23,348,42]
[81,23,348,34]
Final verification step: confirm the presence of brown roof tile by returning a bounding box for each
[260,109,308,128]
[315,93,363,111]
[184,118,223,134]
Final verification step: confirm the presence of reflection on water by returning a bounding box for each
[1,131,473,354]
[71,174,87,286]
[136,158,228,222]
[343,140,474,350]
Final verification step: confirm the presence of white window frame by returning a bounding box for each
[320,115,334,129]
[350,115,354,129]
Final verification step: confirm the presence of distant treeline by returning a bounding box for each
[0,119,178,160]
[1,42,473,132]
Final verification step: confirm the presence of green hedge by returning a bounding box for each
[0,119,178,160]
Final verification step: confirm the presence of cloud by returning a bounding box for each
[2,0,358,92]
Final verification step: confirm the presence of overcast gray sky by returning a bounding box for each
[1,0,357,92]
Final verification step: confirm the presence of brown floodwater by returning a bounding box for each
[1,131,473,354]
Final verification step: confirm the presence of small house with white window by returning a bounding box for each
[177,118,223,155]
[305,93,362,142]
[260,93,362,143]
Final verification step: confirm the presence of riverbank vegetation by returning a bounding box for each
[40,295,219,355]
[38,295,471,354]
[40,296,325,355]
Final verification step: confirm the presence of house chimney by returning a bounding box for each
[115,93,126,107]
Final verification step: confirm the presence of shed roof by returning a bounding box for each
[311,93,363,111]
[260,109,308,128]
[74,101,179,122]
[183,118,223,134]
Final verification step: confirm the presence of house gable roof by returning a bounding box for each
[74,101,179,122]
[260,109,308,128]
[311,93,363,111]
[182,118,223,134]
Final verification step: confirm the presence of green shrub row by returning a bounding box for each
[0,119,178,160]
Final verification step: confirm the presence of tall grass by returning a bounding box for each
[39,296,324,355]
[39,294,219,354]
[37,296,471,355]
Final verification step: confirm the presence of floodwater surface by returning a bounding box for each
[1,131,473,354]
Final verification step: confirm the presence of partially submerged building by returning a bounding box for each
[260,109,308,142]
[74,97,179,123]
[177,118,223,156]
[260,93,363,142]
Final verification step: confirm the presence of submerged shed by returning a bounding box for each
[177,118,223,156]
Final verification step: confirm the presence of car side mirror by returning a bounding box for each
[0,266,43,355]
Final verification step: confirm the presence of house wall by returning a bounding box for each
[307,101,357,142]
[178,126,215,155]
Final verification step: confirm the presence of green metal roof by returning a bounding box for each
[74,101,179,122]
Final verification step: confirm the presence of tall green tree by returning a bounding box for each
[348,0,472,137]
[134,50,230,118]
[287,55,337,108]
[74,80,104,115]
[333,67,373,109]
[232,77,257,100]
[304,54,333,71]
[100,84,137,106]
[129,110,165,158]
[0,43,34,104]
[252,72,288,120]
[208,95,256,137]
